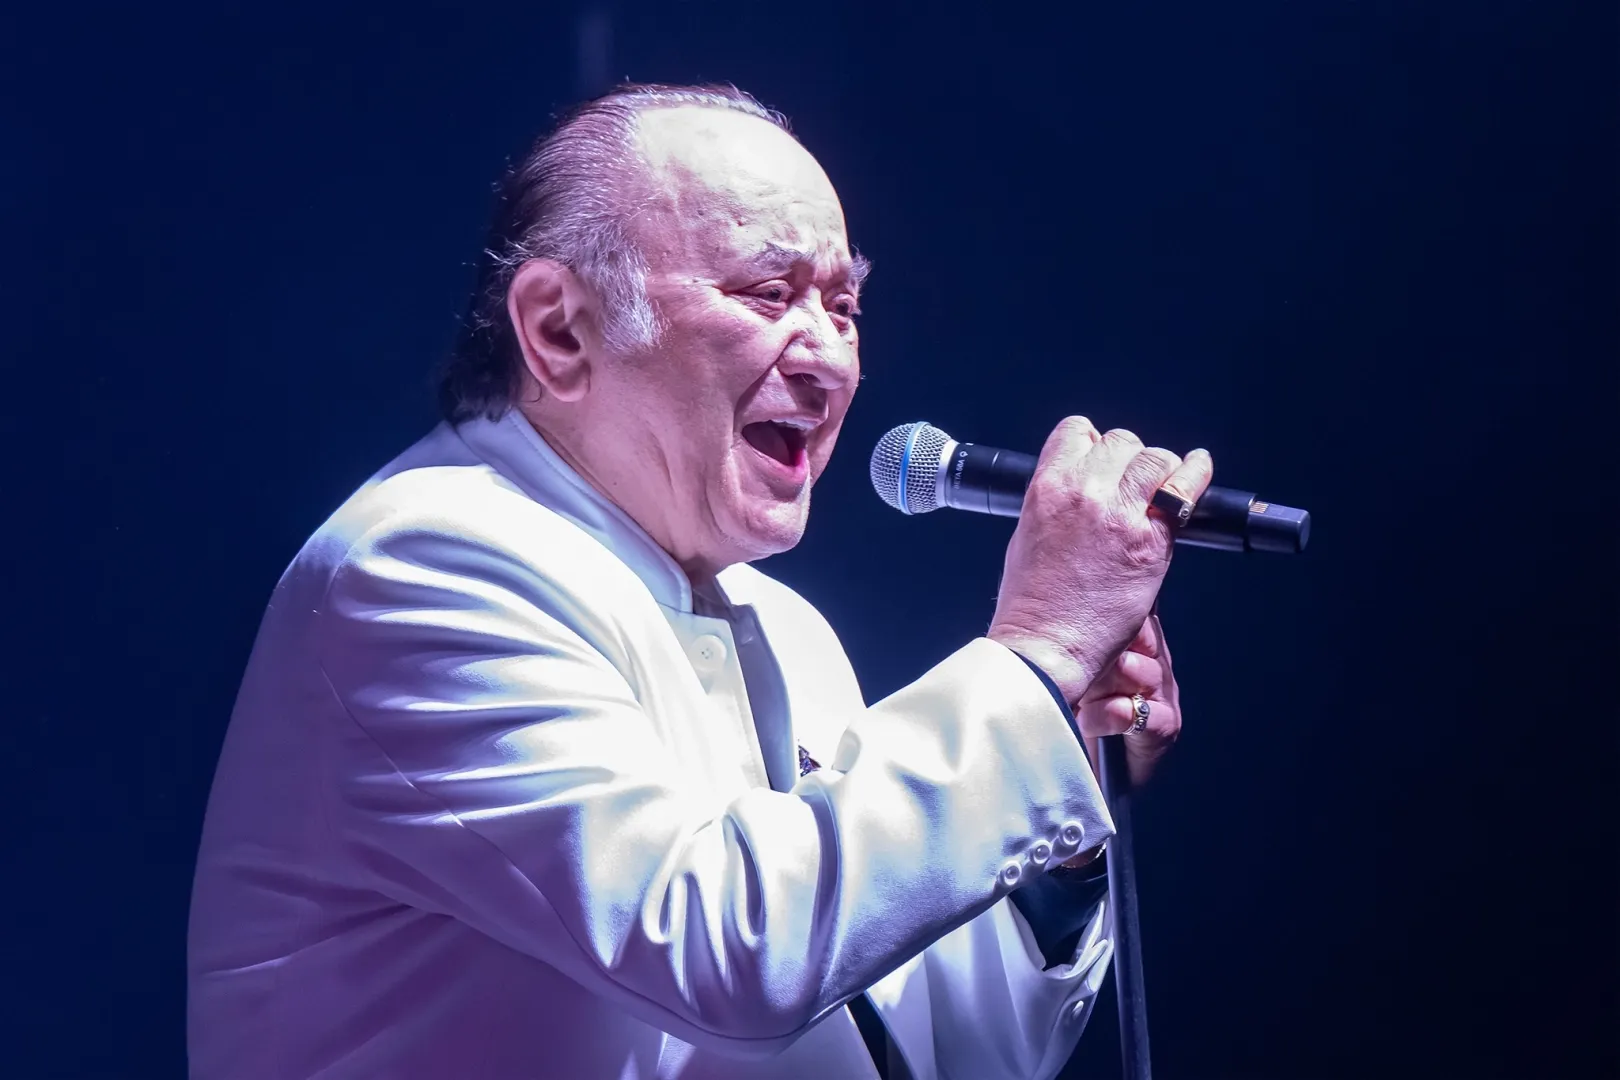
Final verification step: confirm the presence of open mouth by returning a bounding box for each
[741,421,810,470]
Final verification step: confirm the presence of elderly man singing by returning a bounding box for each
[188,84,1213,1080]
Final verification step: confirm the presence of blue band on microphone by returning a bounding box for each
[898,422,925,515]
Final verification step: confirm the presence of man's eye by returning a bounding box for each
[831,296,861,319]
[751,283,791,304]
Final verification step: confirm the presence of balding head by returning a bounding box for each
[440,84,798,424]
[636,106,835,221]
[628,107,856,286]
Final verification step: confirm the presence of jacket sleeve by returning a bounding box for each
[866,657,1115,1080]
[913,894,1113,1080]
[315,514,1114,1060]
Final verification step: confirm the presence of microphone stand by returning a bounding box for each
[1098,735,1151,1080]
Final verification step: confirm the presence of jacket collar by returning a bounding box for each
[452,410,759,615]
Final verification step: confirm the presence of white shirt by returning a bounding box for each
[188,411,1116,1079]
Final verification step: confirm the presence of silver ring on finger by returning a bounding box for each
[1127,694,1150,735]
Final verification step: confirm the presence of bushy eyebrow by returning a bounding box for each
[848,252,872,294]
[741,242,873,295]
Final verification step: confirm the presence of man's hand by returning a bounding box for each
[1078,613,1180,789]
[987,416,1214,707]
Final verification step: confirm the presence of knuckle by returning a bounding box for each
[1023,478,1063,516]
[1028,464,1070,497]
[1124,544,1163,573]
[1145,447,1181,472]
[1128,449,1179,483]
[1029,482,1085,526]
[1122,528,1167,570]
[1103,427,1141,446]
[1054,416,1097,446]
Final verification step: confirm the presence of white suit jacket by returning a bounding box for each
[188,411,1116,1079]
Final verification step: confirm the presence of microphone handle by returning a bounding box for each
[939,442,1310,554]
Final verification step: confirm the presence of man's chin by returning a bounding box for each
[728,502,809,562]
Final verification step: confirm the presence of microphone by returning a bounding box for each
[869,421,1310,554]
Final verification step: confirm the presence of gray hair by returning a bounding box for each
[439,83,794,423]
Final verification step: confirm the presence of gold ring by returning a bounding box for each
[1127,694,1150,735]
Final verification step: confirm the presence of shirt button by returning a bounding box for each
[1059,822,1084,847]
[999,860,1022,888]
[690,634,728,674]
[1029,841,1052,865]
[1068,999,1088,1022]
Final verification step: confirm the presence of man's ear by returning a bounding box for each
[506,259,598,403]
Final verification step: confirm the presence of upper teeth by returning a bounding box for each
[771,418,816,430]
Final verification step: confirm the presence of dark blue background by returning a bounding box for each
[5,3,1614,1077]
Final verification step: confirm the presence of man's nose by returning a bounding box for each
[778,305,858,392]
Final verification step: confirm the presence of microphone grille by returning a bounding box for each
[869,421,951,514]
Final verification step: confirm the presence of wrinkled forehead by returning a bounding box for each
[630,107,852,273]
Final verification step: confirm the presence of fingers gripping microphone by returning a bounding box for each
[869,421,1310,554]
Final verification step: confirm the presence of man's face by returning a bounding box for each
[578,108,865,580]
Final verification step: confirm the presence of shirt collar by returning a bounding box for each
[453,410,758,614]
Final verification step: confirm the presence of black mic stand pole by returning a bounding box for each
[1098,734,1151,1080]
